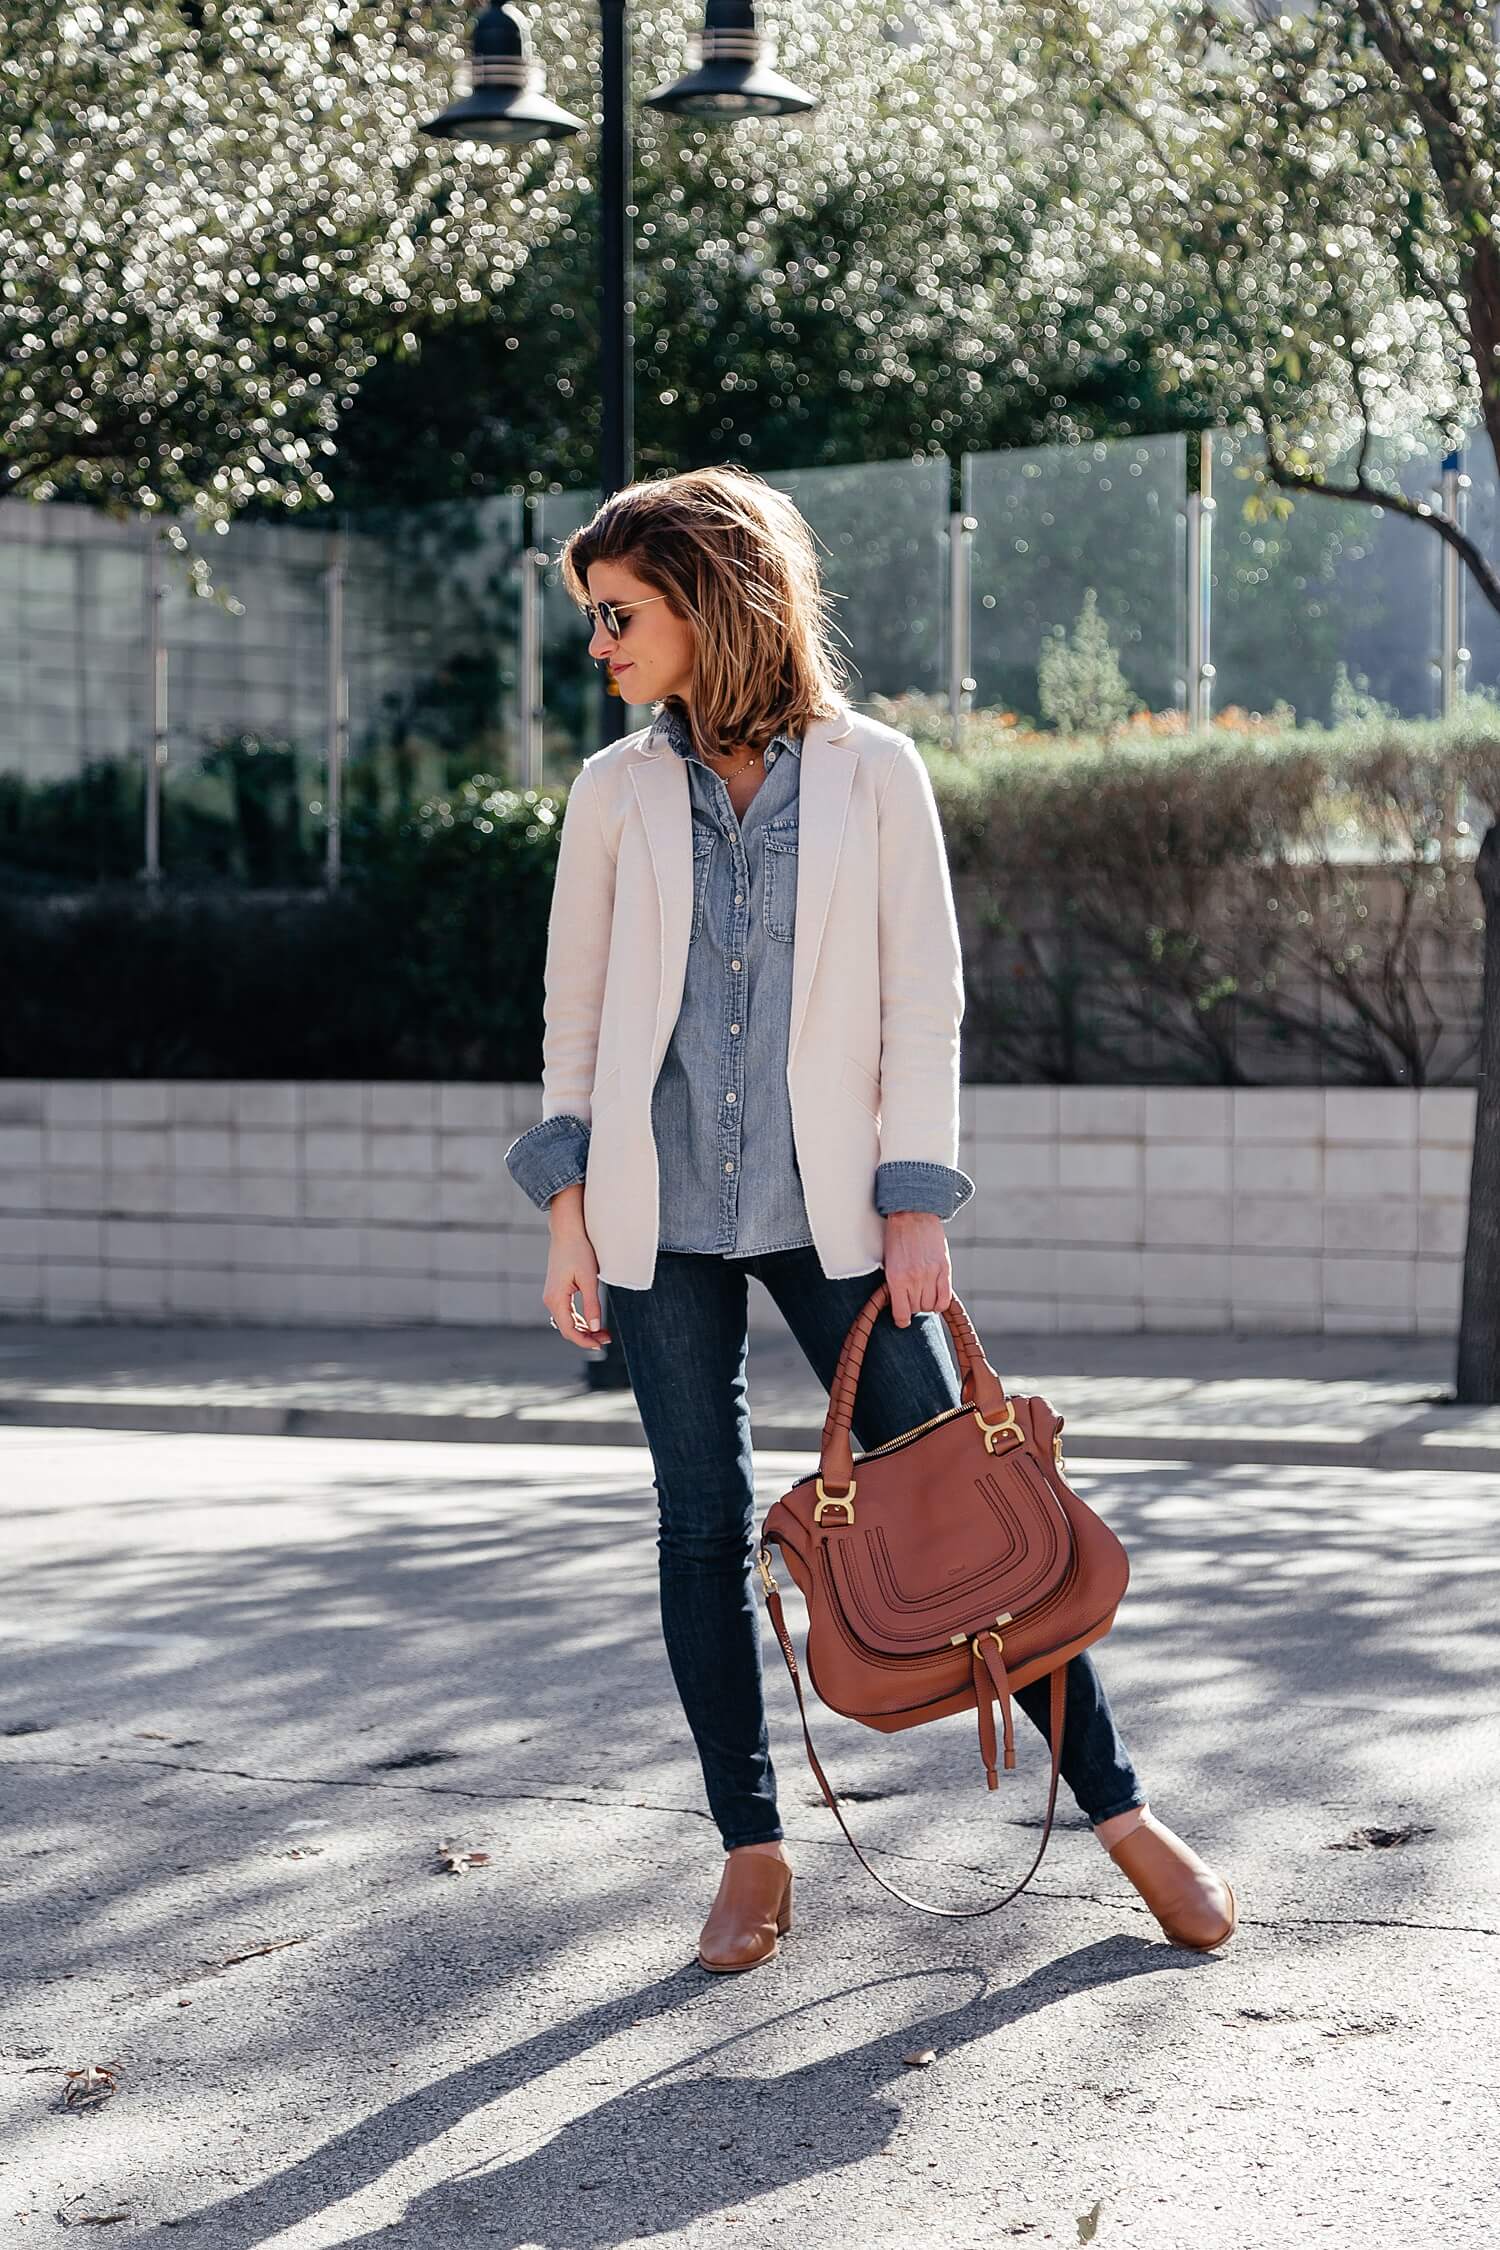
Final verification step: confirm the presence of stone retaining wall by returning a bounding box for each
[0,1081,1474,1334]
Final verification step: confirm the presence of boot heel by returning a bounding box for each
[777,1872,794,1935]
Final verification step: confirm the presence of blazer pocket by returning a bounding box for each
[841,1055,881,1118]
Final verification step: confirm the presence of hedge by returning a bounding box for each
[3,714,1499,1084]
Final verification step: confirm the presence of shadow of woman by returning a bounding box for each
[179,1933,1196,2246]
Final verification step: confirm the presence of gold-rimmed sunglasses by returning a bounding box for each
[583,593,669,640]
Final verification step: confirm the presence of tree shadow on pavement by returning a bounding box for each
[170,1944,1185,2247]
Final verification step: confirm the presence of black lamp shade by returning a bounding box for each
[645,0,817,118]
[421,1,586,145]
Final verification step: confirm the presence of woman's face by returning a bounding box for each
[585,562,697,708]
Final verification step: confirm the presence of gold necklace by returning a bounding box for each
[704,743,764,780]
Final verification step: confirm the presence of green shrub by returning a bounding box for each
[4,710,1499,1085]
[0,780,567,1080]
[906,706,1500,1086]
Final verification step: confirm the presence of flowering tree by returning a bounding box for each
[1036,0,1500,1398]
[3,1,1179,529]
[0,0,584,538]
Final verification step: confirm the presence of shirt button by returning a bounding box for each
[731,958,741,971]
[724,1159,734,1173]
[730,1023,740,1034]
[734,893,743,904]
[725,1090,736,1103]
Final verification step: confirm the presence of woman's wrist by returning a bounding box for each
[548,1182,586,1231]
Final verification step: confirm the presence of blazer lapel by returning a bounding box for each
[788,710,857,1060]
[629,733,693,1081]
[630,705,858,1071]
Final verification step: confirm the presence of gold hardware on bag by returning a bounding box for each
[951,1614,1012,1648]
[973,1401,1023,1454]
[1053,1430,1065,1470]
[757,1546,777,1596]
[814,1476,856,1526]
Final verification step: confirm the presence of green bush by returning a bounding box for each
[903,706,1500,1085]
[0,779,565,1080]
[4,711,1499,1084]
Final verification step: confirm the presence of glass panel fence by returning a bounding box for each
[340,494,525,849]
[0,500,150,884]
[1209,428,1443,726]
[767,457,950,709]
[159,514,332,886]
[538,487,648,787]
[1448,434,1500,708]
[964,434,1188,731]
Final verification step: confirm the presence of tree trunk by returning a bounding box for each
[1456,821,1500,1402]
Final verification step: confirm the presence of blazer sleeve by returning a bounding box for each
[533,757,617,1128]
[874,735,968,1186]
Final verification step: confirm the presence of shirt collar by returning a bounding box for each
[657,702,801,761]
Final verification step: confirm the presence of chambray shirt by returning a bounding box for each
[505,703,975,1262]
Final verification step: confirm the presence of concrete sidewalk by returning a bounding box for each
[1,1318,1497,1471]
[4,1421,1498,2246]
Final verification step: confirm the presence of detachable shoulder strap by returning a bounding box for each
[759,1567,1069,1918]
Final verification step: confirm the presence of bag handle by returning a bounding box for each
[819,1280,1011,1492]
[759,1556,1069,1917]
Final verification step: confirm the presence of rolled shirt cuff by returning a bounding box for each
[874,1158,976,1221]
[505,1114,591,1211]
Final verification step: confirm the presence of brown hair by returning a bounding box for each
[556,465,854,758]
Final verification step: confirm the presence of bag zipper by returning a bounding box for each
[853,1401,972,1463]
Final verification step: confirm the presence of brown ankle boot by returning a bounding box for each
[697,1849,794,1973]
[1105,1809,1237,1950]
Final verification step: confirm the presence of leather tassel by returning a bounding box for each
[971,1643,999,1789]
[977,1634,1017,1772]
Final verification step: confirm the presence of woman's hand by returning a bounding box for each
[543,1205,613,1349]
[882,1210,953,1327]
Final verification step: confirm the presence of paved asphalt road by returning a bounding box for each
[1,1425,1496,2247]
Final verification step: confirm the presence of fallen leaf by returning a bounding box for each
[59,2213,131,2228]
[1328,1823,1435,1852]
[1078,2199,1104,2242]
[61,2062,121,2108]
[436,1844,492,1875]
[901,2048,937,2067]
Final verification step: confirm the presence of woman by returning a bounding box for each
[505,466,1236,1973]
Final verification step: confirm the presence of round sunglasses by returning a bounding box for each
[583,593,669,641]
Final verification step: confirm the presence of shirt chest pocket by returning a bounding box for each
[762,816,799,943]
[690,820,717,941]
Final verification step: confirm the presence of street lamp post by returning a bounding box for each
[421,0,816,504]
[423,2,816,1386]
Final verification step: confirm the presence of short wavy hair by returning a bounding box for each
[557,464,853,759]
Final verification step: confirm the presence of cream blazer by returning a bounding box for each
[536,700,966,1289]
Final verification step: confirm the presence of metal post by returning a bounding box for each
[324,525,348,887]
[1185,430,1216,732]
[947,507,975,753]
[143,529,167,883]
[596,0,634,755]
[518,542,546,790]
[1439,448,1468,720]
[599,0,633,501]
[1200,432,1215,727]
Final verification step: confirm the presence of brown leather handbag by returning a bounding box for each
[756,1281,1130,1916]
